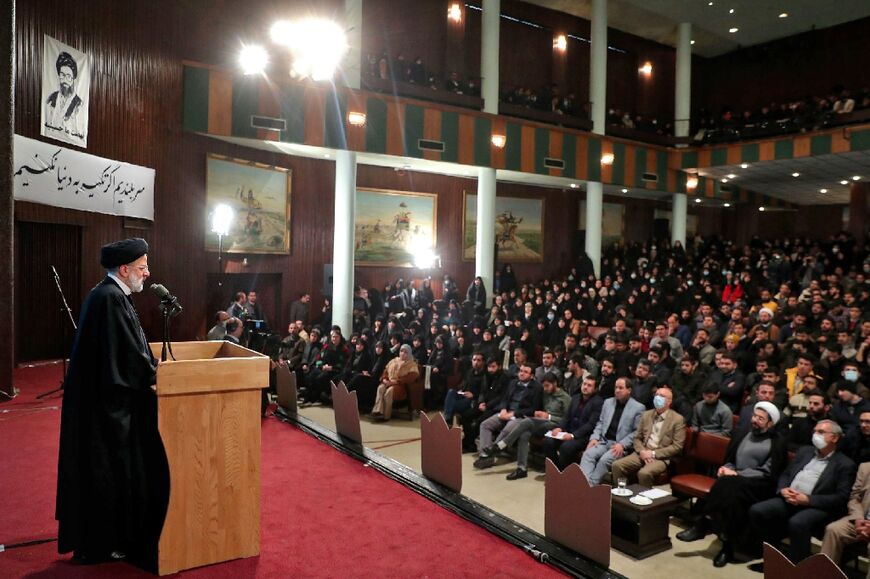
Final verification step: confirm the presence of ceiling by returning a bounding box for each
[523,0,870,58]
[693,150,870,205]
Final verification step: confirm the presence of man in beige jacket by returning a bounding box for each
[821,462,870,576]
[611,387,686,486]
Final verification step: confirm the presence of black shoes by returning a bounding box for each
[713,544,733,568]
[747,562,764,573]
[676,525,708,542]
[506,468,528,480]
[473,456,495,469]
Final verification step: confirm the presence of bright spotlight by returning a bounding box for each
[639,62,653,76]
[212,204,235,236]
[239,44,268,75]
[758,206,765,212]
[686,176,698,190]
[553,34,567,52]
[601,153,615,165]
[413,247,439,270]
[491,134,506,148]
[270,20,294,44]
[280,19,348,81]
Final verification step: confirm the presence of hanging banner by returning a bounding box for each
[41,35,91,148]
[13,135,155,220]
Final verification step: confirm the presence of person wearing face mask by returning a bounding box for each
[57,238,166,564]
[746,420,855,571]
[826,361,869,401]
[611,387,686,487]
[787,390,833,452]
[676,402,787,568]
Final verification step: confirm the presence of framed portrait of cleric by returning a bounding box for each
[205,154,292,254]
[463,192,544,263]
[354,188,437,267]
[41,35,91,148]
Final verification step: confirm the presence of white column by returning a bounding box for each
[585,0,606,277]
[343,0,363,89]
[332,150,357,336]
[476,167,496,301]
[671,192,687,247]
[480,0,501,114]
[589,0,607,134]
[585,183,603,277]
[674,22,692,139]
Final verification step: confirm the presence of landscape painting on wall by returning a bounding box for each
[463,193,544,262]
[205,154,291,254]
[354,188,437,267]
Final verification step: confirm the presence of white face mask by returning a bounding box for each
[812,432,827,450]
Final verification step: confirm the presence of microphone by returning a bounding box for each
[150,283,183,313]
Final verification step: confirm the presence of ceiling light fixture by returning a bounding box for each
[729,8,735,14]
[490,134,506,148]
[238,44,269,75]
[759,206,765,212]
[690,40,696,45]
[729,27,739,33]
[570,183,577,189]
[621,188,628,193]
[601,153,615,165]
[726,173,736,179]
[686,176,698,190]
[694,198,701,203]
[347,111,367,126]
[721,178,729,183]
[792,172,800,177]
[779,12,788,18]
[448,2,462,23]
[840,180,849,185]
[820,188,828,193]
[639,62,653,76]
[553,34,567,52]
[853,175,861,181]
[723,203,731,207]
[740,163,748,169]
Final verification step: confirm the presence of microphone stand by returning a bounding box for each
[38,266,78,399]
[159,299,182,362]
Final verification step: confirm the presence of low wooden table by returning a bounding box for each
[610,485,681,559]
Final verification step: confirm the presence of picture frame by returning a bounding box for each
[354,187,438,267]
[463,192,544,263]
[205,154,292,254]
[579,201,625,247]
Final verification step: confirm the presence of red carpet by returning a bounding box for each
[0,365,566,578]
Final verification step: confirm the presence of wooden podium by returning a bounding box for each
[149,341,269,575]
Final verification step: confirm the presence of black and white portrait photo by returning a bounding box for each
[41,35,91,148]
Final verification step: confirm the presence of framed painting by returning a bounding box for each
[354,187,437,267]
[463,192,544,263]
[205,154,292,254]
[579,201,625,247]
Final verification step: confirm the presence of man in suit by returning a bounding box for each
[747,419,856,570]
[474,363,542,469]
[224,317,243,344]
[580,377,645,485]
[545,375,604,469]
[611,387,686,486]
[821,462,870,573]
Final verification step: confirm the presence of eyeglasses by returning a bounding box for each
[812,429,831,435]
[58,71,74,81]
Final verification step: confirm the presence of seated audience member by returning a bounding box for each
[340,337,373,389]
[787,372,819,419]
[507,347,528,378]
[562,354,585,396]
[842,410,870,465]
[672,354,708,420]
[832,380,870,438]
[677,402,787,568]
[545,375,604,469]
[535,349,558,383]
[278,322,306,370]
[747,420,856,570]
[207,311,229,340]
[611,387,686,486]
[444,352,485,426]
[224,317,243,344]
[826,360,870,400]
[424,335,453,408]
[692,327,717,366]
[302,329,349,404]
[821,462,870,570]
[784,353,819,400]
[735,381,781,434]
[787,390,832,451]
[370,344,420,421]
[483,372,571,480]
[646,346,672,386]
[691,382,733,437]
[709,352,746,412]
[597,357,618,399]
[632,359,657,409]
[650,321,684,360]
[347,340,391,410]
[462,356,512,452]
[474,364,542,469]
[580,377,645,485]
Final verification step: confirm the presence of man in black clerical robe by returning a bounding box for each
[56,238,169,567]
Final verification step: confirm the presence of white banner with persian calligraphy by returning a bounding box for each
[13,135,155,220]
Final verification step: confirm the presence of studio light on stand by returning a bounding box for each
[212,204,234,287]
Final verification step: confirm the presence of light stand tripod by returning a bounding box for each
[37,265,77,399]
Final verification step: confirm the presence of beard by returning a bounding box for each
[127,270,145,293]
[59,82,72,97]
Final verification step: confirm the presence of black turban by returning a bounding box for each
[100,238,148,269]
[55,51,78,78]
